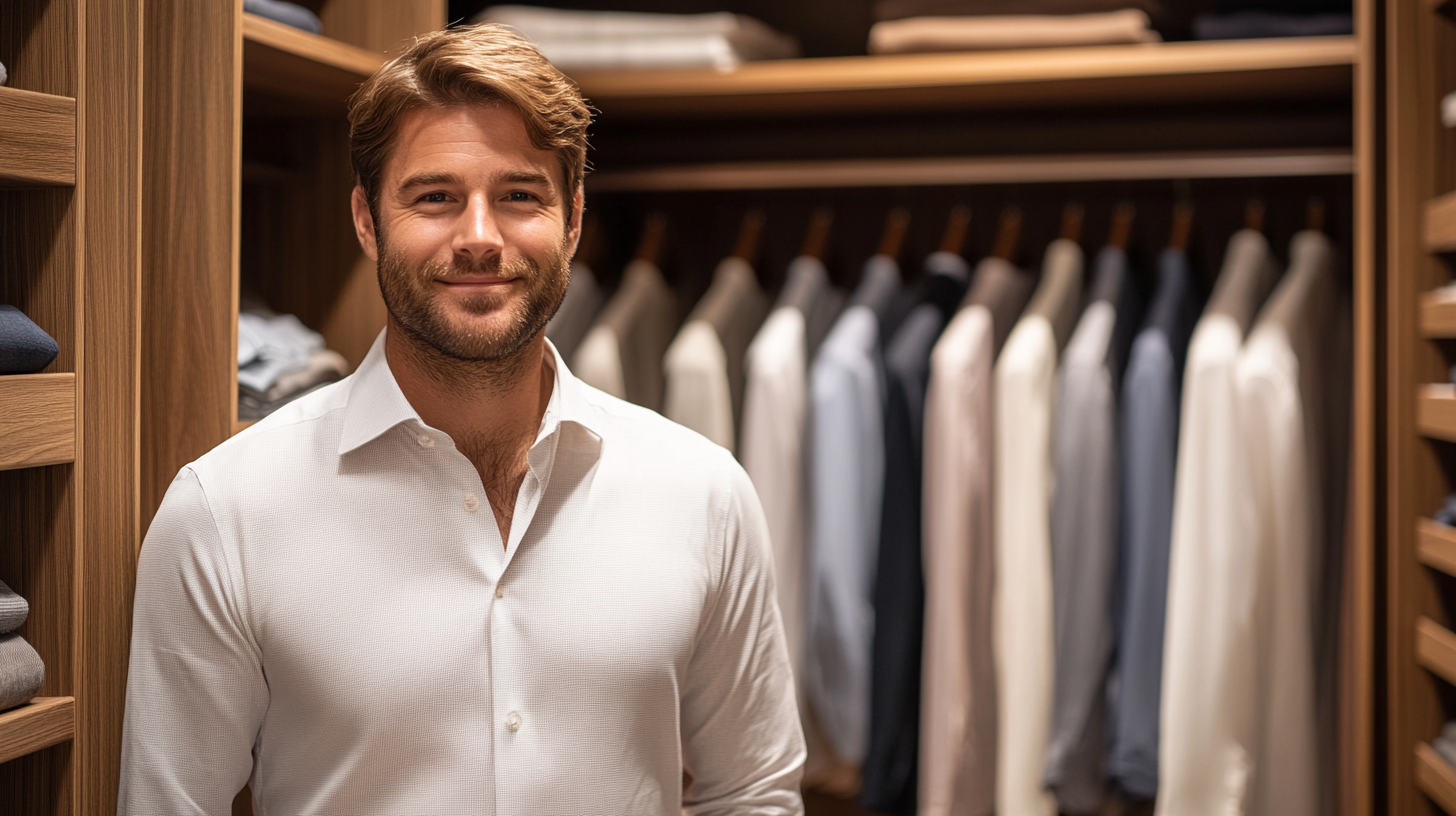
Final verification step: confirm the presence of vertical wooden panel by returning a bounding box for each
[318,0,446,55]
[142,0,240,528]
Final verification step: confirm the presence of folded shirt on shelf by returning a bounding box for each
[1437,721,1456,768]
[238,310,326,394]
[243,0,322,34]
[0,579,28,635]
[472,5,798,71]
[1192,11,1352,39]
[0,632,44,712]
[869,9,1159,55]
[874,0,1160,21]
[239,348,348,420]
[0,304,60,375]
[1435,495,1456,527]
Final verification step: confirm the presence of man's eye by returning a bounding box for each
[421,192,448,203]
[507,191,534,202]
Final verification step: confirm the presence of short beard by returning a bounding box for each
[376,233,570,391]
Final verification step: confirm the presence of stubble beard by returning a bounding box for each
[377,234,571,390]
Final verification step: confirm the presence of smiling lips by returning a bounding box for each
[436,277,519,290]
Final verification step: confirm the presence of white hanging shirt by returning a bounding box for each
[119,332,806,816]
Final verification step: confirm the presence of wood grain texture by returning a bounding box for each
[1417,742,1456,815]
[1418,519,1456,578]
[1421,291,1456,337]
[73,0,145,810]
[0,87,76,187]
[1387,0,1456,810]
[0,374,76,471]
[1426,191,1456,253]
[242,13,382,109]
[142,0,238,530]
[0,0,77,97]
[318,0,444,56]
[1418,387,1456,442]
[0,698,76,766]
[587,149,1355,193]
[573,36,1357,118]
[1417,616,1456,687]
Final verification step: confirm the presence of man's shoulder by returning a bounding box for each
[571,378,743,478]
[189,378,352,483]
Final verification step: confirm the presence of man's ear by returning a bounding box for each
[351,185,379,262]
[565,185,585,257]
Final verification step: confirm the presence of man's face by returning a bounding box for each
[352,104,579,363]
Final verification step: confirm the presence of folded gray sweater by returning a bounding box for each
[0,633,44,711]
[0,578,27,634]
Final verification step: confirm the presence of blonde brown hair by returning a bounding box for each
[347,24,592,226]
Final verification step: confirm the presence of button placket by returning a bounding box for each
[505,711,522,733]
[463,492,480,513]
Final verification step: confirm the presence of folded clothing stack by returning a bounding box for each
[0,578,43,712]
[1193,0,1351,39]
[471,5,799,72]
[238,309,349,420]
[0,304,60,375]
[869,0,1162,54]
[1437,721,1456,768]
[243,0,322,34]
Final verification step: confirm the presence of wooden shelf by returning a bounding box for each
[1422,290,1456,337]
[0,87,76,188]
[1418,616,1456,686]
[588,147,1353,193]
[1428,191,1456,253]
[242,12,385,108]
[1419,519,1456,577]
[0,374,76,471]
[1419,385,1456,442]
[0,697,75,766]
[1419,742,1456,814]
[571,36,1357,118]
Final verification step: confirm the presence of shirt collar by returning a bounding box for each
[338,329,604,457]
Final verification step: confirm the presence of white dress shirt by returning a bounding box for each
[120,332,806,816]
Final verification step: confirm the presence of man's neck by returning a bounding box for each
[384,320,554,544]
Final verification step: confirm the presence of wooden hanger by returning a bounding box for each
[634,212,667,264]
[801,207,834,260]
[1060,202,1085,243]
[1245,198,1265,233]
[992,207,1022,261]
[877,208,911,259]
[731,209,766,263]
[940,204,972,256]
[1107,202,1136,250]
[1307,197,1326,233]
[1169,200,1193,252]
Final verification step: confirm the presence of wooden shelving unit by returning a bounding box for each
[1418,742,1456,813]
[0,87,76,187]
[0,698,75,766]
[571,36,1357,118]
[1422,291,1456,337]
[1419,386,1456,442]
[1419,617,1456,686]
[1426,191,1456,254]
[242,12,385,106]
[0,374,76,471]
[1419,519,1456,577]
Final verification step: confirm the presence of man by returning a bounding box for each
[119,24,805,816]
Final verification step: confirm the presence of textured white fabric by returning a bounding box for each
[120,332,806,816]
[664,320,735,450]
[920,303,997,816]
[573,323,626,398]
[741,307,810,680]
[992,314,1060,816]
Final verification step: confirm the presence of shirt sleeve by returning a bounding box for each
[119,468,268,816]
[681,463,807,816]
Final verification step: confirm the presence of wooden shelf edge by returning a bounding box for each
[1418,519,1456,577]
[0,86,77,188]
[0,697,75,765]
[588,148,1354,193]
[242,13,385,107]
[0,373,77,471]
[1419,385,1456,443]
[242,13,384,77]
[1418,616,1456,687]
[1421,290,1456,337]
[1418,742,1456,814]
[1427,191,1456,253]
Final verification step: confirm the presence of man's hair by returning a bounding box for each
[347,24,592,226]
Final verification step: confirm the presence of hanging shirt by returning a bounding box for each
[119,333,806,816]
[545,261,604,363]
[994,238,1084,816]
[1043,247,1140,815]
[1157,230,1280,816]
[1234,230,1349,816]
[919,256,1034,816]
[805,255,903,766]
[862,252,971,814]
[664,256,769,451]
[741,256,838,686]
[1108,248,1198,801]
[573,258,679,411]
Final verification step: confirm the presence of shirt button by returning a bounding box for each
[506,711,522,732]
[464,493,479,513]
[416,433,434,449]
[495,587,504,599]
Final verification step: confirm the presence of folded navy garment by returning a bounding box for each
[0,579,27,635]
[0,633,44,712]
[243,0,322,34]
[0,304,59,374]
[1436,495,1456,527]
[1193,11,1352,39]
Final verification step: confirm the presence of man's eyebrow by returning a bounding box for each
[397,171,464,192]
[499,170,554,187]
